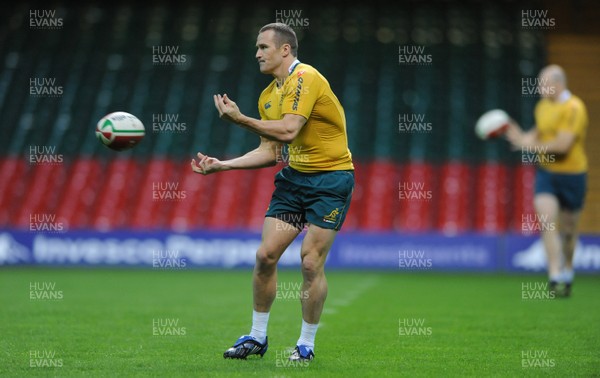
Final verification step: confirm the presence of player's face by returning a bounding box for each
[538,71,556,99]
[255,30,283,74]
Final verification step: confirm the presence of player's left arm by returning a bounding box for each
[214,94,306,143]
[507,104,580,154]
[506,120,538,148]
[507,124,575,154]
[532,131,576,154]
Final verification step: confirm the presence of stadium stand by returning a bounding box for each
[1,2,576,233]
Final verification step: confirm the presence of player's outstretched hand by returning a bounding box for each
[505,120,527,150]
[214,94,242,123]
[505,120,535,150]
[191,152,226,175]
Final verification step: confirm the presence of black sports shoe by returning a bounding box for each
[223,335,268,359]
[548,281,558,298]
[288,345,314,362]
[562,282,572,298]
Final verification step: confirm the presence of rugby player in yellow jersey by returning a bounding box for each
[191,23,354,361]
[506,64,588,297]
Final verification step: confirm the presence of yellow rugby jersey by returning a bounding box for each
[258,63,354,172]
[534,93,588,173]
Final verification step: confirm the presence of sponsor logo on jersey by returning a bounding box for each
[292,77,303,111]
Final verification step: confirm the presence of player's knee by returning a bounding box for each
[534,196,559,219]
[563,231,576,245]
[561,218,578,237]
[255,245,280,268]
[301,253,324,278]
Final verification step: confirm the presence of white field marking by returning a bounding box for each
[319,277,379,328]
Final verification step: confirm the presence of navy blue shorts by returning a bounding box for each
[265,166,354,231]
[534,168,587,211]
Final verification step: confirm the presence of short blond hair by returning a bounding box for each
[259,23,298,57]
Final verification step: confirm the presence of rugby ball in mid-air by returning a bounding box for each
[96,112,145,151]
[475,109,510,140]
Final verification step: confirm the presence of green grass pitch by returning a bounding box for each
[1,268,599,377]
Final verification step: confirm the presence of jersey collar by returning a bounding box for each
[557,89,571,103]
[288,59,301,75]
[275,60,301,88]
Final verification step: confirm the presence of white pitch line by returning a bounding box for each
[320,277,379,328]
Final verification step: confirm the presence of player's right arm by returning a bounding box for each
[505,121,538,149]
[191,137,280,175]
[506,120,577,154]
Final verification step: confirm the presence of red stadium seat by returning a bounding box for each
[0,155,534,235]
[205,169,251,229]
[0,158,27,226]
[395,161,435,232]
[359,160,397,231]
[129,159,176,229]
[474,162,509,233]
[167,162,220,231]
[243,165,279,231]
[512,164,536,233]
[90,158,142,231]
[14,163,68,229]
[436,162,472,234]
[342,160,365,232]
[55,159,103,228]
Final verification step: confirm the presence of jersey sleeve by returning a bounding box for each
[258,88,268,120]
[258,102,266,120]
[281,69,320,119]
[533,102,542,131]
[559,100,586,137]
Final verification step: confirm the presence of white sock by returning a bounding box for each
[297,319,318,350]
[249,310,269,343]
[562,268,574,283]
[549,273,561,283]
